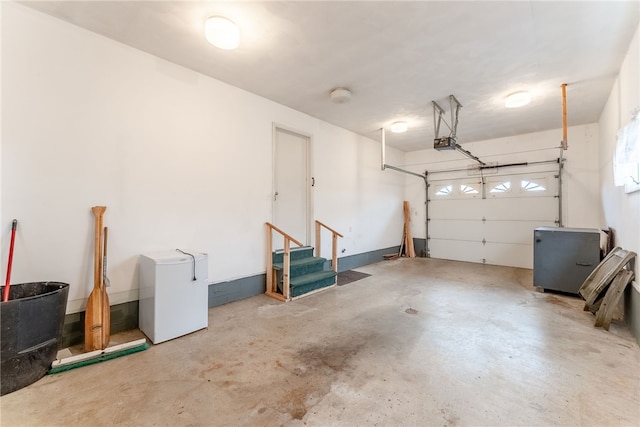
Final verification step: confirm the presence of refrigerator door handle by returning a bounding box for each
[576,262,593,267]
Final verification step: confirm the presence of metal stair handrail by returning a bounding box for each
[265,222,304,301]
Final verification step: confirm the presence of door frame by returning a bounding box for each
[272,123,314,245]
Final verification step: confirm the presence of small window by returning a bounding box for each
[460,184,479,194]
[489,182,510,193]
[435,185,452,196]
[521,180,546,192]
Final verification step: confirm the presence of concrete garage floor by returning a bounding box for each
[2,258,639,426]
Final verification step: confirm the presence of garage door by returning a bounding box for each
[428,164,559,269]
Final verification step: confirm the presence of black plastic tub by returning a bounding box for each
[1,282,69,395]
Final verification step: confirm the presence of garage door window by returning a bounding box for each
[489,181,511,194]
[521,178,546,193]
[435,185,453,196]
[460,184,480,195]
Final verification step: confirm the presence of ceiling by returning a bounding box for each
[20,1,640,152]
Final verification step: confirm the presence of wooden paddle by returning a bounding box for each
[102,226,111,340]
[85,206,110,351]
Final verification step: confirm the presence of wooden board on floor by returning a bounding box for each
[594,269,635,330]
[579,247,636,310]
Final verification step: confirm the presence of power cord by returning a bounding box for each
[175,249,197,281]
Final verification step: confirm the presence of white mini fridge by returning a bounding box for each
[139,250,208,344]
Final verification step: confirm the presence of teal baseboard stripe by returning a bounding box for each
[210,246,405,305]
[334,246,401,272]
[61,300,139,349]
[624,282,640,346]
[61,312,83,349]
[413,238,428,257]
[208,274,266,308]
[60,245,408,347]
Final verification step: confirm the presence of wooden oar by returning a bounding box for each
[85,206,110,351]
[102,226,111,342]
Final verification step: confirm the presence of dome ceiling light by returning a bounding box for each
[505,91,531,108]
[330,88,352,104]
[390,121,408,133]
[205,16,239,50]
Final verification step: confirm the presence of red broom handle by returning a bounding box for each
[2,220,18,302]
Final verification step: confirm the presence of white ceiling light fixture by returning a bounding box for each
[390,121,408,133]
[330,88,351,104]
[505,91,531,108]
[205,16,239,50]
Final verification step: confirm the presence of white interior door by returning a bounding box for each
[273,127,310,246]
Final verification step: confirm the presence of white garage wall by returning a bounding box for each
[0,3,404,313]
[313,123,405,258]
[599,24,639,260]
[403,123,602,261]
[598,22,639,340]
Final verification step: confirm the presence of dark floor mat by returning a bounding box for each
[337,270,371,286]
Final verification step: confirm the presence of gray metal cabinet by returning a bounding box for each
[533,227,600,294]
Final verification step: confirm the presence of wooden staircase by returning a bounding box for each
[265,221,343,301]
[272,246,336,298]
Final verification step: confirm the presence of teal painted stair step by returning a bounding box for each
[273,256,326,277]
[272,246,314,264]
[289,270,337,298]
[272,245,337,299]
